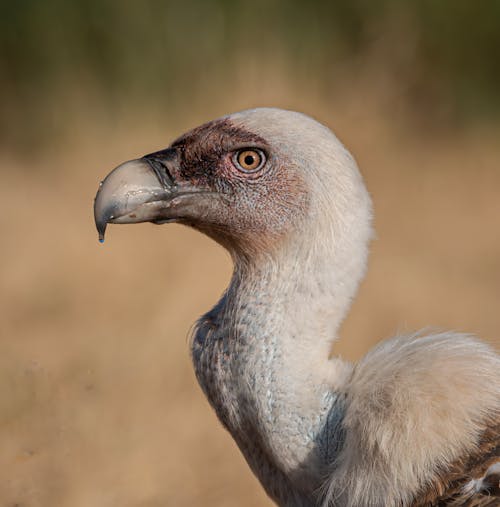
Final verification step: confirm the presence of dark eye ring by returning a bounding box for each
[233,149,266,173]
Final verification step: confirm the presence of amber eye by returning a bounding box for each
[233,149,266,173]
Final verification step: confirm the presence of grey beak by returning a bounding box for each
[94,158,176,242]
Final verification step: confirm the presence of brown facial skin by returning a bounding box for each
[143,118,309,259]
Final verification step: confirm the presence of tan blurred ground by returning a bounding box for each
[1,81,499,506]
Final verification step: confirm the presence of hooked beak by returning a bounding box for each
[94,157,180,242]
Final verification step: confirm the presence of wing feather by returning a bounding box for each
[412,421,500,506]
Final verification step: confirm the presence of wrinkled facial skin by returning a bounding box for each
[146,119,309,257]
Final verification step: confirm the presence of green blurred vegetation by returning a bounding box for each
[1,0,499,151]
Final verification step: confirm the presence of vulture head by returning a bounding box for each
[94,108,500,507]
[95,108,372,267]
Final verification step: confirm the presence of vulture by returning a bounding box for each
[94,108,500,506]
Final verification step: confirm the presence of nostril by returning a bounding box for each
[142,156,176,189]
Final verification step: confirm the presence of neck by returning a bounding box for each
[191,235,365,501]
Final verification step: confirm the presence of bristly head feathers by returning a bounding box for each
[169,108,373,271]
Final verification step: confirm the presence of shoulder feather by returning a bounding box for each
[322,332,500,507]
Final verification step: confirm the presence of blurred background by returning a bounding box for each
[1,1,499,505]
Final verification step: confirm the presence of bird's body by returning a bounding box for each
[94,108,500,506]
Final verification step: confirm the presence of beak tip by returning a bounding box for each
[95,213,108,243]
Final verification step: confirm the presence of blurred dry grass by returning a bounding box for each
[0,77,499,506]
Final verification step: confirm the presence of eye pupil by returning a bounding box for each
[244,155,255,166]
